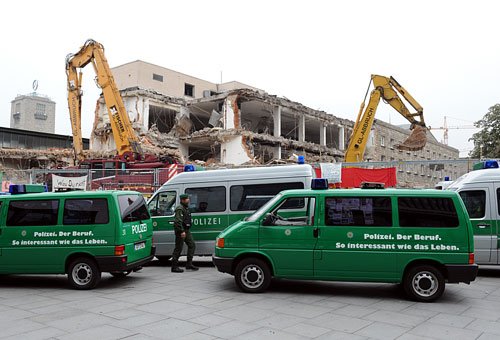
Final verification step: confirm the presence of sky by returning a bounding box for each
[1,0,499,157]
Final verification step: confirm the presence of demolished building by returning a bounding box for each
[91,87,353,165]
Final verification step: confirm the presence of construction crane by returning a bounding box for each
[65,39,142,162]
[344,75,427,163]
[428,116,476,145]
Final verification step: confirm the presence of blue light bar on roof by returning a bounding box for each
[311,178,328,190]
[473,160,499,170]
[9,184,48,194]
[184,165,195,172]
[484,160,499,169]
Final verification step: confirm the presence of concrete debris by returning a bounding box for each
[182,128,344,158]
[90,86,353,166]
[209,110,221,127]
[0,148,74,170]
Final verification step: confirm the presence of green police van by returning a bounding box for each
[0,185,155,289]
[213,182,478,302]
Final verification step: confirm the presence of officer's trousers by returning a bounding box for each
[172,230,196,264]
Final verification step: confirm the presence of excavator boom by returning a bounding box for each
[66,39,142,161]
[344,74,427,163]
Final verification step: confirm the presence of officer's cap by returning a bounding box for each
[180,194,189,200]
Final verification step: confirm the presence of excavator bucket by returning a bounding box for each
[396,125,427,151]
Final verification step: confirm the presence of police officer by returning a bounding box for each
[171,194,199,273]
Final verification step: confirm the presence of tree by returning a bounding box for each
[469,104,500,158]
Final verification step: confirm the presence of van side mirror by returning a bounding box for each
[262,213,275,226]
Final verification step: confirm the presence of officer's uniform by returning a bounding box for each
[172,195,197,271]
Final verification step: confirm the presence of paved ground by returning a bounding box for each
[1,259,500,340]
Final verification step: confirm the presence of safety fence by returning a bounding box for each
[0,158,480,196]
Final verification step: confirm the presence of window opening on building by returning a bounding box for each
[153,73,163,82]
[35,103,47,120]
[184,83,194,97]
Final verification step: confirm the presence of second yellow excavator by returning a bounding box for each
[344,75,427,163]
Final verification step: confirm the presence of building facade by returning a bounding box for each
[111,60,264,100]
[10,92,56,134]
[90,62,352,165]
[365,119,468,187]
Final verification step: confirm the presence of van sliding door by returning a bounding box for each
[148,187,180,257]
[493,187,500,264]
[2,199,60,272]
[459,186,494,264]
[314,196,396,281]
[185,184,229,255]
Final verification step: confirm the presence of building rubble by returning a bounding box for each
[0,144,183,171]
[92,87,353,166]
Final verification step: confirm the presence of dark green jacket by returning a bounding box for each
[174,204,191,233]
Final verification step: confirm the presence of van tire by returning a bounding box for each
[234,258,271,293]
[67,257,101,290]
[403,265,445,302]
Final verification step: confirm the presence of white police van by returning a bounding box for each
[447,163,500,264]
[147,164,317,260]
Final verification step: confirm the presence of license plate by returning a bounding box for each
[134,242,146,251]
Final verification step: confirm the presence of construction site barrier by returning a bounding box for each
[0,158,480,195]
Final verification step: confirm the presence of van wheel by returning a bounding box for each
[403,265,444,302]
[67,257,101,290]
[110,270,132,278]
[234,258,271,293]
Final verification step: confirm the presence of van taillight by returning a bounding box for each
[115,245,125,256]
[216,238,225,248]
[152,237,154,245]
[469,253,475,264]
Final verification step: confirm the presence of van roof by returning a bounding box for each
[281,188,460,197]
[0,190,143,199]
[161,164,315,188]
[447,169,500,189]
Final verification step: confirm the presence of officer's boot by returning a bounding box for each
[171,260,184,273]
[185,259,199,271]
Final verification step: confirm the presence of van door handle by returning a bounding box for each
[168,221,174,225]
[313,228,319,238]
[478,223,490,229]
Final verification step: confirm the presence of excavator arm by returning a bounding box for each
[344,74,427,163]
[66,39,142,161]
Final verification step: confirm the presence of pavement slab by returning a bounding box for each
[0,259,498,340]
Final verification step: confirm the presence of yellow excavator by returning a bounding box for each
[65,39,142,162]
[344,75,427,163]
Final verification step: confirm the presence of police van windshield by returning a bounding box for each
[447,172,470,190]
[118,194,150,222]
[246,194,282,222]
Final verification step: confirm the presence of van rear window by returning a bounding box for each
[63,198,109,225]
[7,200,59,226]
[398,197,459,228]
[325,197,392,227]
[118,195,150,223]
